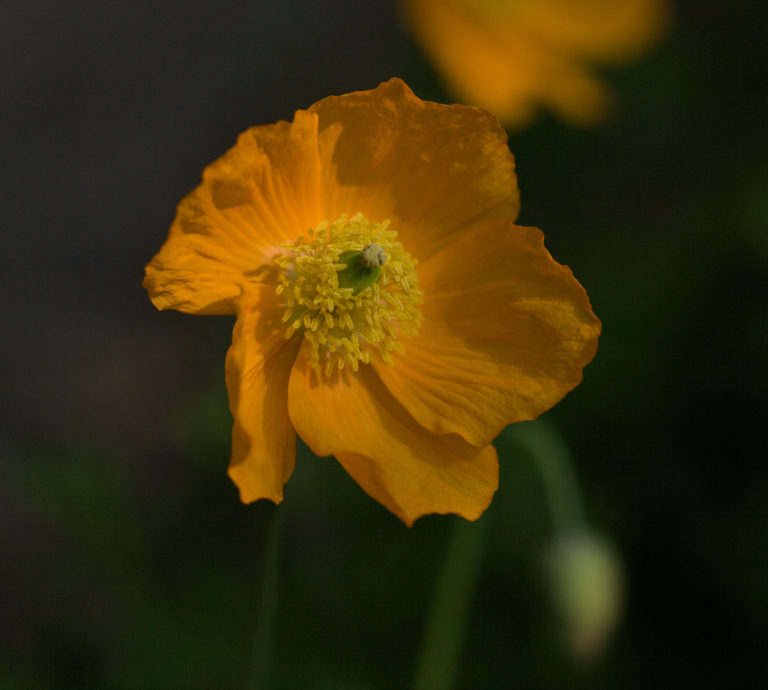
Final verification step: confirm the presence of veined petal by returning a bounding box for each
[144,110,322,314]
[287,353,498,526]
[226,286,301,503]
[375,220,601,447]
[310,77,520,260]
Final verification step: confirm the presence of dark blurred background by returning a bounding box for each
[2,1,767,688]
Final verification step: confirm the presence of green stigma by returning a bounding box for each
[337,243,387,294]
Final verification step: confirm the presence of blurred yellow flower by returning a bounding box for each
[402,0,670,128]
[144,79,600,525]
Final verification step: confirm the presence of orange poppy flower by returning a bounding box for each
[144,79,600,525]
[402,0,670,128]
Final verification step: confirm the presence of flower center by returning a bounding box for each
[275,214,423,376]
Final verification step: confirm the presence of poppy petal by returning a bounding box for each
[375,220,601,447]
[310,78,520,260]
[226,286,301,503]
[287,353,498,525]
[144,110,322,314]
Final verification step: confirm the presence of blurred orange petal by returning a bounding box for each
[515,0,670,62]
[403,0,670,128]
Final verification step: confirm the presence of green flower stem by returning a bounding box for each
[510,419,587,534]
[412,515,491,690]
[248,505,285,690]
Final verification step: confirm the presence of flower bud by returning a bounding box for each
[544,531,624,662]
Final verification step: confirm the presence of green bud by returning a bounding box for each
[544,531,624,663]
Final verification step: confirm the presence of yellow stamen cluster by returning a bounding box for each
[275,214,423,376]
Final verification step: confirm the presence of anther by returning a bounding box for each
[360,243,387,268]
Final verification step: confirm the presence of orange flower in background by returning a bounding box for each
[402,0,670,129]
[144,79,600,525]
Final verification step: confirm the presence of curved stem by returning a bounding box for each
[510,419,587,533]
[412,515,491,690]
